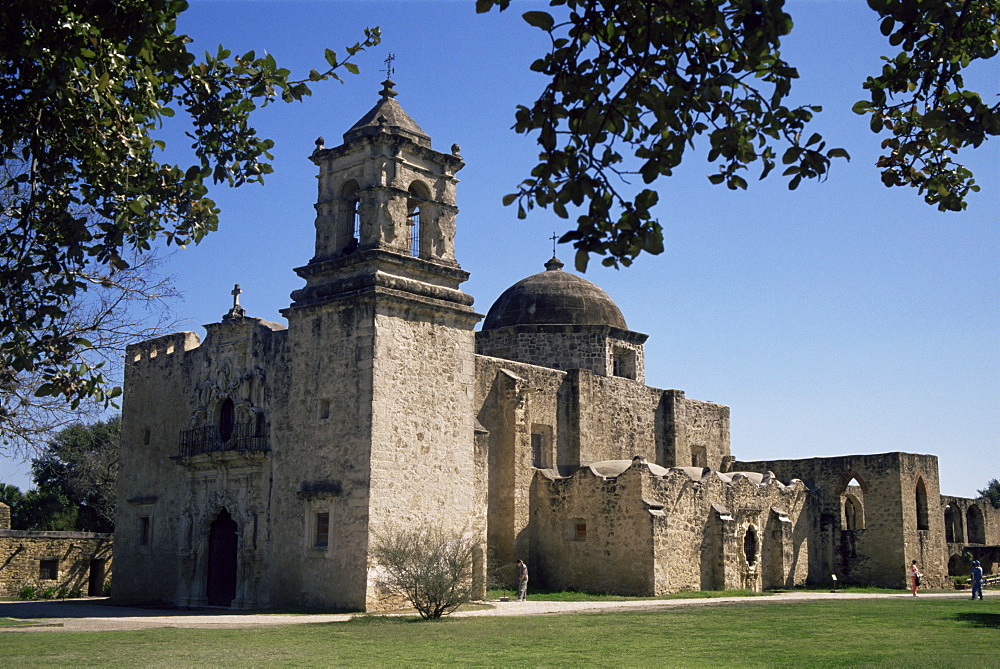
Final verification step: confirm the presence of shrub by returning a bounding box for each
[18,585,38,600]
[41,586,59,599]
[370,525,477,619]
[68,587,84,598]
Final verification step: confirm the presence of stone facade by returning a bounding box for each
[115,81,998,610]
[0,503,112,597]
[530,461,809,596]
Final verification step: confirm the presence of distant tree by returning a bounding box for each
[979,479,1000,509]
[477,0,999,270]
[0,482,24,525]
[30,416,120,532]
[370,525,477,619]
[15,488,79,532]
[0,1,380,420]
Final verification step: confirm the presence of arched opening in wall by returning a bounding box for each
[207,508,238,607]
[944,505,955,542]
[407,181,430,258]
[341,180,360,247]
[966,504,986,544]
[844,495,864,530]
[840,476,865,531]
[915,477,929,531]
[218,397,235,443]
[948,553,963,576]
[744,526,758,567]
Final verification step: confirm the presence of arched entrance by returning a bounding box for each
[207,508,238,607]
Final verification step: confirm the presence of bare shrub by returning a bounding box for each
[370,525,476,619]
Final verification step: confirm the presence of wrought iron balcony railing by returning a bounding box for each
[177,422,270,458]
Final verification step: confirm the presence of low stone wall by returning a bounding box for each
[0,530,113,597]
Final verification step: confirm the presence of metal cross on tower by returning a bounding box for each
[549,232,559,258]
[383,53,395,79]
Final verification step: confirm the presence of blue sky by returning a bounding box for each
[1,0,996,498]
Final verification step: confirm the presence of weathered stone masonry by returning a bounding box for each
[114,80,999,610]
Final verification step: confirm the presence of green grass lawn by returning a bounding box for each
[0,596,997,667]
[487,587,772,601]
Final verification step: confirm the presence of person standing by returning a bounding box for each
[971,560,984,600]
[517,559,529,602]
[910,560,921,596]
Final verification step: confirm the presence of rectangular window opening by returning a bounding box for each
[530,424,552,469]
[39,559,58,580]
[314,512,330,548]
[139,516,151,546]
[612,347,637,380]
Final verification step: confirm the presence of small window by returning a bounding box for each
[744,527,758,566]
[575,522,587,541]
[691,445,707,468]
[143,427,151,446]
[408,207,421,257]
[350,198,360,240]
[314,512,330,548]
[611,347,636,380]
[139,516,151,546]
[531,433,542,468]
[39,559,58,580]
[530,424,552,468]
[219,397,236,443]
[319,398,331,421]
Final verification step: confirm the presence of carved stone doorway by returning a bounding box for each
[207,508,238,606]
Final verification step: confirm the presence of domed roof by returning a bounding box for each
[482,257,628,331]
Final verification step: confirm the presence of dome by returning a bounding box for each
[482,257,628,331]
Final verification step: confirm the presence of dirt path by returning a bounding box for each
[0,591,972,632]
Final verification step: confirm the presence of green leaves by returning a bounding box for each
[488,0,849,269]
[523,11,555,31]
[856,0,998,211]
[0,0,380,419]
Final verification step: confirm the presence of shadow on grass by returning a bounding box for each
[954,612,1000,628]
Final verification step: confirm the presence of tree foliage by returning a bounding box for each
[477,0,998,270]
[30,416,120,532]
[370,525,477,619]
[979,478,1000,509]
[0,480,78,531]
[0,0,380,418]
[856,0,999,212]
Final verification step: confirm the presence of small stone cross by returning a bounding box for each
[224,283,246,320]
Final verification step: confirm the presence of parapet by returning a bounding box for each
[127,331,201,364]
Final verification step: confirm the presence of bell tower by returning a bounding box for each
[276,80,482,611]
[309,79,462,265]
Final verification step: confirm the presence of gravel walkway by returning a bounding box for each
[0,591,971,633]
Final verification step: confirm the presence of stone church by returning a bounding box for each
[114,81,999,610]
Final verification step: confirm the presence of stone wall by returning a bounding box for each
[476,325,646,382]
[475,356,567,567]
[0,526,112,597]
[732,452,947,589]
[529,461,809,595]
[117,318,286,607]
